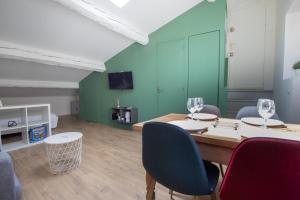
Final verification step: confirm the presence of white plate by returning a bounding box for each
[168,120,208,132]
[241,117,284,127]
[187,113,218,121]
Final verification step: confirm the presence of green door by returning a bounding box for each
[157,39,186,116]
[188,31,220,106]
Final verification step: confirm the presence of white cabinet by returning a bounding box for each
[0,104,52,152]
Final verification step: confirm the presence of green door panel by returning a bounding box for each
[188,31,220,106]
[157,39,186,116]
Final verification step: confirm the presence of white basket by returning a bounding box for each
[45,132,82,174]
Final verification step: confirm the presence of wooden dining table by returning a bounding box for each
[132,113,300,200]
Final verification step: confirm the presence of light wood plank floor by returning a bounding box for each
[10,116,220,200]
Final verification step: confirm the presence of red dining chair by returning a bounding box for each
[220,138,300,200]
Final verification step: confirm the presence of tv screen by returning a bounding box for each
[108,71,133,90]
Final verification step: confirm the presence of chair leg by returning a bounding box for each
[146,180,156,200]
[219,163,225,178]
[210,191,217,200]
[169,189,174,200]
[146,173,156,200]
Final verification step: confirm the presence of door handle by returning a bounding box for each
[157,87,163,93]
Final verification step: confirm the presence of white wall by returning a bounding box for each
[227,0,276,90]
[0,88,78,116]
[273,0,300,123]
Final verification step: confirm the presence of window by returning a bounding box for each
[109,0,130,8]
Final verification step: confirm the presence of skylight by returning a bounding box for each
[109,0,130,8]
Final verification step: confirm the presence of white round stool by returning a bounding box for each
[44,132,82,174]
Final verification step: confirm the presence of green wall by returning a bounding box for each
[80,0,227,126]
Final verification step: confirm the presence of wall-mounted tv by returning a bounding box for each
[108,71,133,90]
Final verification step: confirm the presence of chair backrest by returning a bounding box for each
[220,138,300,200]
[235,106,280,120]
[200,105,221,117]
[142,122,210,195]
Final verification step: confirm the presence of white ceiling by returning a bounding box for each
[0,59,90,82]
[0,0,201,87]
[91,0,201,35]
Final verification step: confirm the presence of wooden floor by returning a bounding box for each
[10,116,220,200]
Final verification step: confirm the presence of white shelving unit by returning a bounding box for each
[0,104,52,152]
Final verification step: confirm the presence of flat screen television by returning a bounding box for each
[108,71,133,90]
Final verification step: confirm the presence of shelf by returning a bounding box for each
[112,107,138,124]
[116,120,134,124]
[1,140,44,152]
[0,124,27,132]
[0,104,52,152]
[112,107,134,111]
[1,141,28,152]
[28,140,44,145]
[28,120,49,127]
[0,121,48,132]
[0,104,50,110]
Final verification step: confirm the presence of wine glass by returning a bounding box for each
[187,98,197,120]
[195,97,204,113]
[257,99,276,129]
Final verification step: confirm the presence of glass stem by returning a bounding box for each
[264,118,268,129]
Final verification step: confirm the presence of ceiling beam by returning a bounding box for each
[51,0,149,45]
[0,41,106,72]
[0,79,79,89]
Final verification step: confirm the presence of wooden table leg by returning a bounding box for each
[219,163,225,178]
[210,191,217,200]
[146,171,156,200]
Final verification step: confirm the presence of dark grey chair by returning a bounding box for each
[236,106,280,120]
[0,152,22,200]
[143,122,219,200]
[200,105,221,117]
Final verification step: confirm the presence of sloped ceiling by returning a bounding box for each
[0,0,201,87]
[0,59,90,82]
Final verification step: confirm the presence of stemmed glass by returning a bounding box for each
[257,99,276,129]
[187,98,197,120]
[195,97,204,114]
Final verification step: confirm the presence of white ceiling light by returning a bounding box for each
[109,0,131,8]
